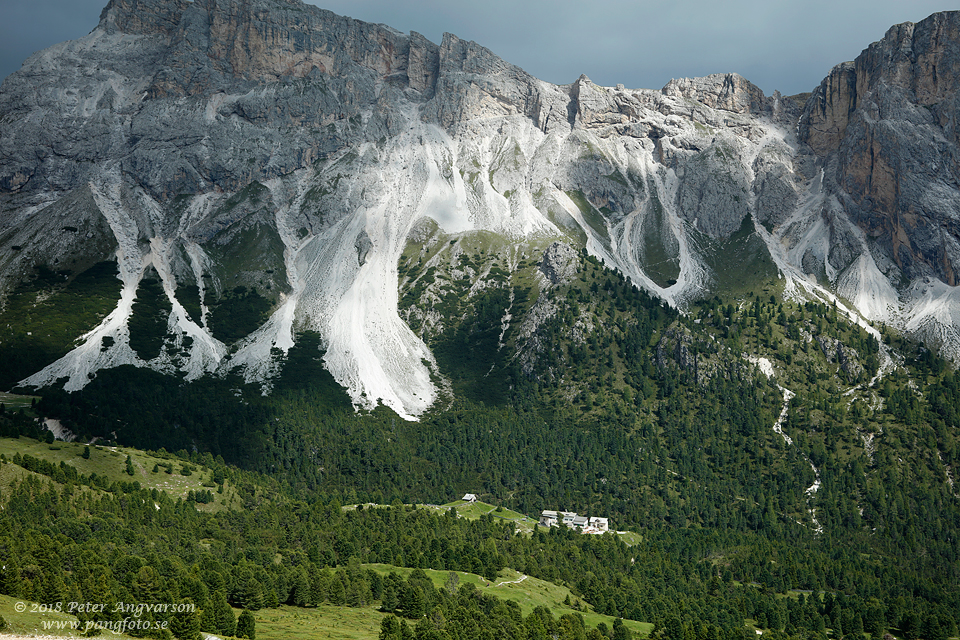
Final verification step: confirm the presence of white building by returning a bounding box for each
[539,510,559,527]
[540,509,612,534]
[589,517,609,532]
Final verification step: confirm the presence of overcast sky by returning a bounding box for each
[0,0,952,97]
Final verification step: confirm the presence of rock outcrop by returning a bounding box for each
[2,0,960,412]
[661,73,767,115]
[539,242,579,286]
[800,11,960,285]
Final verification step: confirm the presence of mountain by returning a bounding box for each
[2,0,960,420]
[2,6,960,633]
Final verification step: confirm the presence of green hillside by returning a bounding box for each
[0,250,957,640]
[0,437,241,509]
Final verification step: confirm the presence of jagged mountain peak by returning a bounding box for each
[2,3,960,417]
[98,0,192,38]
[660,73,767,115]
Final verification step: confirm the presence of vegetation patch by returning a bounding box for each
[272,330,353,407]
[207,285,272,345]
[566,189,611,245]
[432,286,514,403]
[202,184,288,306]
[640,192,681,288]
[701,214,778,295]
[128,269,172,361]
[0,261,121,388]
[364,563,651,635]
[177,283,203,325]
[253,603,386,640]
[0,434,240,508]
[0,392,40,412]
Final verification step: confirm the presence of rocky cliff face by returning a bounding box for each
[2,0,960,416]
[792,11,960,353]
[801,12,960,285]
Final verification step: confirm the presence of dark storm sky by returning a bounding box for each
[0,0,952,97]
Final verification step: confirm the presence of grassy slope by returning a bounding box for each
[440,499,540,534]
[699,215,778,296]
[350,499,644,544]
[0,549,650,640]
[0,436,240,511]
[439,499,643,545]
[0,393,39,412]
[363,564,652,637]
[253,604,387,640]
[0,441,651,639]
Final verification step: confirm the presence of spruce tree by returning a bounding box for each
[169,600,201,640]
[236,609,256,640]
[209,590,235,636]
[613,618,633,640]
[380,615,401,640]
[381,584,399,612]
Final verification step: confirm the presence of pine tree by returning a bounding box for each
[0,561,23,597]
[198,605,217,633]
[380,615,402,640]
[864,606,885,637]
[900,612,920,640]
[238,576,263,611]
[444,572,459,596]
[663,616,685,640]
[381,584,399,612]
[236,609,256,640]
[169,600,202,640]
[209,590,235,636]
[400,584,424,619]
[133,565,162,602]
[613,618,633,640]
[328,575,346,606]
[921,615,945,640]
[291,569,311,607]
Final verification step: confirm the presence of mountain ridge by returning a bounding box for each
[1,0,960,418]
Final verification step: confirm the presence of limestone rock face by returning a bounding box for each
[539,242,579,286]
[99,0,191,39]
[3,0,960,410]
[800,11,960,285]
[572,75,621,128]
[423,32,561,130]
[661,74,767,115]
[801,62,858,156]
[0,0,443,199]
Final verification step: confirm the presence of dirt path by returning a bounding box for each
[493,574,528,587]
